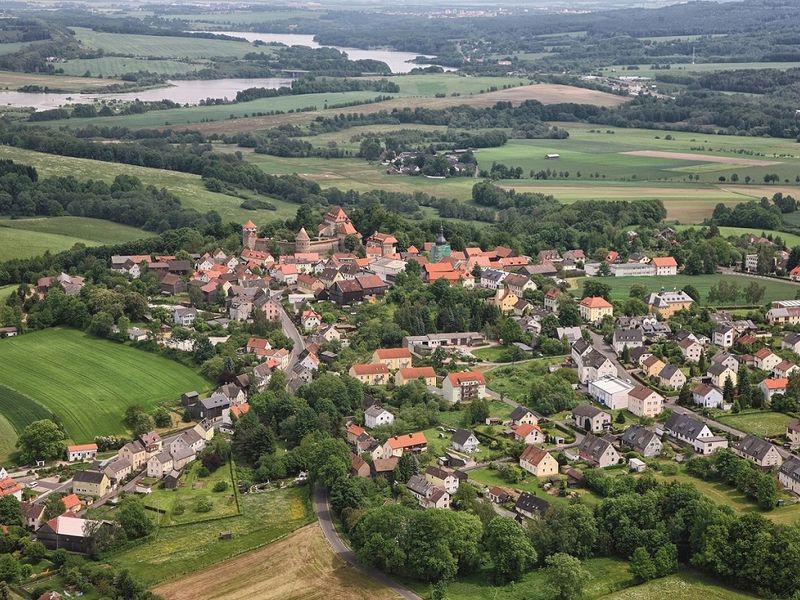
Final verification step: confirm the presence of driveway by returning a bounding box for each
[587,330,629,379]
[313,485,421,600]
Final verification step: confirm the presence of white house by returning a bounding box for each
[588,376,633,410]
[713,325,735,349]
[451,429,480,454]
[664,414,727,455]
[692,383,724,409]
[364,405,395,429]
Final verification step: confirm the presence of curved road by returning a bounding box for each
[312,485,422,600]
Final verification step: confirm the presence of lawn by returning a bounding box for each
[0,145,296,225]
[0,412,19,464]
[602,569,760,599]
[0,328,210,442]
[716,410,794,438]
[468,466,602,507]
[484,357,568,403]
[144,461,240,526]
[471,345,519,362]
[108,484,313,586]
[575,274,799,306]
[153,523,398,600]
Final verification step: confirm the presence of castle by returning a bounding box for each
[243,206,361,255]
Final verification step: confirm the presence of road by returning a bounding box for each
[313,485,422,600]
[588,330,629,379]
[272,290,305,390]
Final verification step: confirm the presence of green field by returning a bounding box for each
[389,73,529,97]
[0,412,20,464]
[71,27,261,59]
[603,570,759,600]
[106,484,313,586]
[716,410,794,438]
[468,466,601,508]
[0,285,15,303]
[484,357,568,402]
[0,145,296,224]
[59,57,206,78]
[0,328,210,443]
[606,61,800,78]
[676,225,800,248]
[575,274,799,306]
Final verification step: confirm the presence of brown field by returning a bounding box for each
[622,150,782,166]
[153,524,401,600]
[169,83,628,134]
[0,70,121,91]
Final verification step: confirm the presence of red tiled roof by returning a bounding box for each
[0,477,23,497]
[580,296,612,309]
[351,363,390,376]
[375,348,412,360]
[763,378,788,390]
[651,256,677,267]
[398,367,436,379]
[447,371,485,385]
[520,445,550,465]
[385,432,427,449]
[67,443,97,452]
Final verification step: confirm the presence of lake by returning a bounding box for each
[0,77,295,110]
[214,31,455,74]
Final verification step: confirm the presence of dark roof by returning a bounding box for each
[73,469,107,484]
[510,406,535,421]
[620,425,660,451]
[407,474,431,496]
[572,404,608,419]
[659,364,681,379]
[451,428,477,447]
[201,393,230,410]
[578,433,615,463]
[515,491,550,514]
[583,349,611,369]
[780,456,800,482]
[629,347,650,362]
[664,413,708,441]
[708,363,733,376]
[614,329,643,343]
[732,435,777,461]
[572,338,590,355]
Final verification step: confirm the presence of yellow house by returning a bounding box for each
[349,363,390,385]
[579,296,613,323]
[372,348,413,370]
[72,470,111,497]
[395,366,437,387]
[648,290,694,318]
[491,287,519,313]
[519,446,559,478]
[642,355,666,378]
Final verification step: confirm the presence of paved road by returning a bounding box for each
[588,330,630,380]
[272,291,306,390]
[313,485,422,600]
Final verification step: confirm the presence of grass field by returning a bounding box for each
[605,61,800,78]
[602,570,759,599]
[59,57,206,78]
[0,69,120,92]
[153,523,398,600]
[575,274,799,306]
[484,357,568,402]
[0,225,96,261]
[468,466,601,507]
[0,412,20,464]
[109,484,313,586]
[0,285,15,303]
[716,410,794,438]
[0,145,295,224]
[71,27,260,59]
[0,328,210,442]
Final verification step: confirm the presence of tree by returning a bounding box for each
[44,493,66,520]
[22,540,46,563]
[582,280,612,300]
[723,376,736,403]
[678,382,692,407]
[597,262,611,277]
[117,498,154,540]
[621,345,630,364]
[629,283,649,301]
[430,580,448,600]
[232,412,275,464]
[698,350,707,372]
[451,483,477,511]
[682,284,700,302]
[544,553,592,600]
[464,398,490,425]
[743,281,766,305]
[630,547,657,581]
[88,310,114,338]
[653,543,678,577]
[558,302,581,327]
[0,582,10,600]
[16,419,66,463]
[0,555,20,584]
[395,452,419,483]
[0,497,21,527]
[484,517,537,583]
[615,411,626,424]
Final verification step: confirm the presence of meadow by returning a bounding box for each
[575,273,799,306]
[0,145,296,225]
[604,61,800,78]
[0,69,119,92]
[483,357,568,402]
[715,410,794,438]
[59,57,206,78]
[0,328,210,442]
[108,484,313,586]
[602,570,760,600]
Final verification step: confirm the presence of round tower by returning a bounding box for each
[295,227,311,254]
[242,220,257,250]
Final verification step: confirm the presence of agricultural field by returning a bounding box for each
[575,274,799,306]
[0,69,120,92]
[153,523,397,600]
[70,27,260,59]
[715,410,794,438]
[109,484,313,586]
[388,73,531,97]
[604,61,800,78]
[0,328,210,443]
[59,57,206,78]
[0,225,95,261]
[0,412,20,464]
[0,145,295,224]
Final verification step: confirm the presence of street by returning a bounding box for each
[272,290,306,390]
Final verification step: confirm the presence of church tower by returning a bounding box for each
[429,225,452,263]
[242,220,257,250]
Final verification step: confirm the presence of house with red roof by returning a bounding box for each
[348,363,390,385]
[383,432,428,457]
[579,296,613,323]
[652,256,678,275]
[66,443,98,462]
[372,348,413,370]
[0,476,23,500]
[443,371,486,403]
[760,377,789,402]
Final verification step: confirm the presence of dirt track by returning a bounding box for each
[622,150,782,166]
[167,83,627,134]
[153,524,401,600]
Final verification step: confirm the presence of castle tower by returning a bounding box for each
[295,227,311,254]
[242,220,257,250]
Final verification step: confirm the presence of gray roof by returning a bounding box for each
[451,428,478,447]
[583,349,611,369]
[515,491,550,514]
[482,269,507,282]
[365,405,391,418]
[572,338,591,355]
[708,363,732,376]
[171,446,195,462]
[407,474,432,496]
[73,469,107,484]
[659,364,681,380]
[510,406,537,421]
[122,440,145,454]
[664,413,708,441]
[572,404,608,419]
[784,333,800,347]
[620,425,660,452]
[105,458,131,475]
[180,429,203,447]
[201,393,230,410]
[733,435,776,461]
[151,451,172,465]
[613,329,643,343]
[577,433,615,462]
[780,456,800,482]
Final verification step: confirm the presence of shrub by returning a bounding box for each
[197,466,211,478]
[213,480,228,492]
[173,503,185,516]
[194,499,213,513]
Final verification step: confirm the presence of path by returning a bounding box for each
[313,485,422,600]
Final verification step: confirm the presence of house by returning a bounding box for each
[544,287,561,313]
[21,501,45,530]
[147,452,174,478]
[709,363,737,389]
[487,486,511,504]
[613,329,643,354]
[103,458,132,486]
[503,273,536,297]
[587,376,632,410]
[350,454,371,478]
[191,393,230,420]
[788,420,800,449]
[442,371,486,403]
[647,290,694,318]
[37,514,111,553]
[754,348,782,372]
[491,287,519,314]
[711,351,740,373]
[759,377,789,402]
[349,363,390,385]
[732,435,783,468]
[127,327,148,342]
[61,494,81,513]
[372,348,413,370]
[171,446,196,470]
[509,406,540,426]
[627,385,663,418]
[371,457,399,478]
[66,443,98,462]
[364,405,395,429]
[678,337,703,362]
[642,355,666,378]
[0,477,23,501]
[395,366,437,387]
[664,414,728,455]
[425,466,460,495]
[383,432,428,457]
[610,262,655,277]
[658,364,686,389]
[713,325,736,348]
[514,491,550,519]
[779,457,800,494]
[480,268,507,290]
[692,383,724,409]
[783,332,800,354]
[519,446,559,478]
[407,475,450,509]
[577,434,621,468]
[619,425,662,457]
[301,310,322,331]
[579,296,613,323]
[140,431,162,454]
[451,429,480,454]
[172,306,197,327]
[571,405,611,433]
[72,470,110,497]
[651,256,678,276]
[511,423,544,445]
[577,349,617,384]
[773,360,800,379]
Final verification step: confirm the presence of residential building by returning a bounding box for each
[487,486,511,504]
[514,491,550,519]
[511,423,544,445]
[577,434,621,468]
[442,371,486,403]
[451,429,480,454]
[642,355,666,379]
[66,444,98,463]
[619,425,662,457]
[779,457,800,494]
[147,452,174,478]
[350,454,371,478]
[571,405,611,433]
[364,405,395,429]
[678,337,703,363]
[579,296,613,323]
[787,420,800,449]
[424,466,460,495]
[0,477,23,501]
[692,383,724,409]
[651,256,678,275]
[519,446,559,478]
[627,385,664,418]
[372,348,413,370]
[21,501,45,530]
[647,290,694,318]
[407,474,450,509]
[509,406,541,426]
[713,325,736,348]
[577,349,617,384]
[383,432,428,457]
[732,435,783,468]
[72,470,110,497]
[773,360,800,379]
[589,376,634,410]
[395,366,437,387]
[759,377,789,402]
[544,287,560,313]
[709,363,737,389]
[754,348,782,372]
[349,363,390,385]
[37,515,111,553]
[664,414,727,455]
[612,328,643,354]
[783,332,800,354]
[658,364,686,389]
